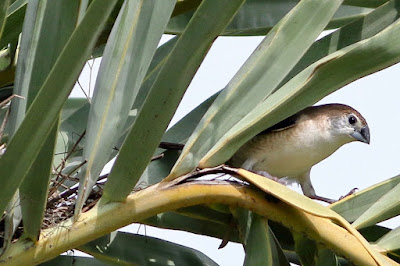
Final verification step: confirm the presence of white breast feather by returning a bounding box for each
[248,118,342,179]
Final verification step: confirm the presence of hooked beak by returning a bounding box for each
[351,126,370,144]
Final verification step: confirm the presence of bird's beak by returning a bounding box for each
[351,126,370,144]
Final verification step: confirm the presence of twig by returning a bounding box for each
[55,131,86,172]
[49,160,87,199]
[48,152,166,206]
[77,80,90,103]
[50,131,87,196]
[0,94,24,109]
[158,142,184,150]
[167,165,240,187]
[0,107,10,141]
[0,94,23,148]
[151,153,164,161]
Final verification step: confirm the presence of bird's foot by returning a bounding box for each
[339,188,358,200]
[309,195,337,204]
[253,170,288,185]
[309,188,358,204]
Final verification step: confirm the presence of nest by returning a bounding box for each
[0,155,107,250]
[44,185,103,230]
[0,180,104,248]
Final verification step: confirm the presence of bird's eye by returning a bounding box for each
[348,115,357,125]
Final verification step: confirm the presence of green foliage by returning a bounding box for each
[0,0,399,265]
[79,232,218,266]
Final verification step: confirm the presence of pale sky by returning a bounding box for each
[72,34,400,265]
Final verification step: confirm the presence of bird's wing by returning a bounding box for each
[257,112,300,135]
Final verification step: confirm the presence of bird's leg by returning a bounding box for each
[300,174,336,204]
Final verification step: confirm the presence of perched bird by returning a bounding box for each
[228,104,370,203]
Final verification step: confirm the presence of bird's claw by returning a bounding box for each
[339,188,358,200]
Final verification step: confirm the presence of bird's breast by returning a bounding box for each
[231,120,342,179]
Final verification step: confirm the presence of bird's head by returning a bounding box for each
[322,104,370,145]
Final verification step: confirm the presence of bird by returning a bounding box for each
[227,103,370,204]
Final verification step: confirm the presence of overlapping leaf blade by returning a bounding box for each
[75,0,175,215]
[0,0,24,252]
[20,128,58,240]
[0,0,26,87]
[0,0,117,217]
[58,37,179,164]
[331,174,400,222]
[102,0,246,201]
[12,0,79,241]
[114,36,178,153]
[169,0,343,179]
[138,93,217,186]
[293,233,340,265]
[0,0,399,264]
[281,0,400,89]
[55,98,89,166]
[0,0,26,49]
[172,0,201,17]
[200,17,400,167]
[233,209,289,266]
[232,169,389,265]
[352,182,400,229]
[171,0,400,173]
[167,0,371,36]
[376,226,400,252]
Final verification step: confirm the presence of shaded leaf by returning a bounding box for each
[176,205,233,225]
[359,225,391,242]
[41,255,107,266]
[317,249,340,266]
[0,85,11,101]
[0,0,11,42]
[293,232,318,266]
[232,209,289,266]
[144,211,240,243]
[172,0,201,17]
[79,232,218,266]
[167,1,372,36]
